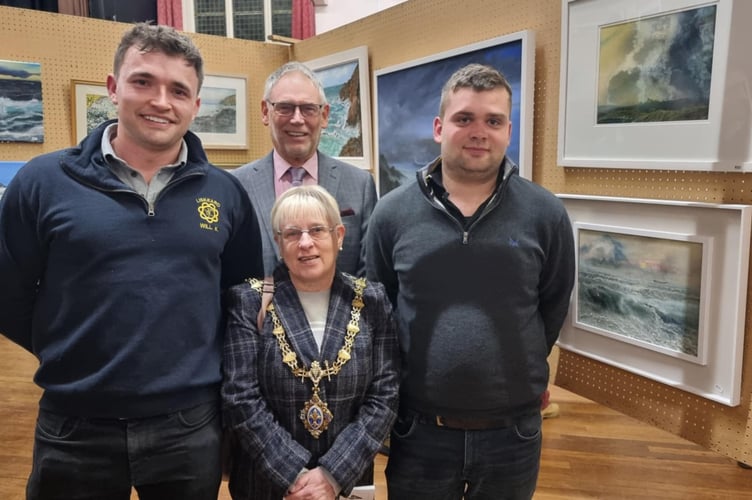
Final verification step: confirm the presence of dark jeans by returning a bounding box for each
[386,412,542,500]
[26,401,222,500]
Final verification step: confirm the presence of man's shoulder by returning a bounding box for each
[320,153,371,178]
[230,154,272,179]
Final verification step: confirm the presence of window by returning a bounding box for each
[183,0,292,41]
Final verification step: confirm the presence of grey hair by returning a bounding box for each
[271,185,342,233]
[438,63,512,117]
[263,61,327,104]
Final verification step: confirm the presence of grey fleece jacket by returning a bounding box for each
[366,157,575,419]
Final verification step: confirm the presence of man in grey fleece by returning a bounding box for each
[365,63,575,500]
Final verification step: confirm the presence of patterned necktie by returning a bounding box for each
[290,167,306,187]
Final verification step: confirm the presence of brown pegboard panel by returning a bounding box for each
[292,0,752,466]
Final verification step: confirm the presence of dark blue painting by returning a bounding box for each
[375,32,533,194]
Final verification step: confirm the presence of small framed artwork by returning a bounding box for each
[305,46,373,170]
[374,30,535,195]
[558,194,752,406]
[191,74,247,149]
[71,80,116,144]
[558,0,752,171]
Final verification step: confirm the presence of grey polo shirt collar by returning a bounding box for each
[101,123,188,206]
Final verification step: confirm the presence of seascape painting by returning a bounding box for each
[597,5,716,124]
[315,60,363,158]
[190,75,246,148]
[191,86,237,134]
[0,60,43,143]
[376,36,527,195]
[576,227,704,358]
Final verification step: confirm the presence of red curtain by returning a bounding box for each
[157,0,183,29]
[58,0,88,16]
[292,0,315,39]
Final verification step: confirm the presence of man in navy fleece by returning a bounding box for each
[0,23,262,499]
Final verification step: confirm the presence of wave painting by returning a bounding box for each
[577,228,704,358]
[597,5,716,124]
[0,60,43,143]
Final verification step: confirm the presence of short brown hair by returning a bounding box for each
[438,63,512,117]
[113,23,204,90]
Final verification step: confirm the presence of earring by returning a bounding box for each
[339,246,343,251]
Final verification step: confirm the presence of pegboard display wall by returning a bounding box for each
[1,0,750,465]
[294,0,752,465]
[0,5,287,167]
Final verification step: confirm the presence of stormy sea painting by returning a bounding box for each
[316,60,363,158]
[376,38,524,195]
[576,228,704,359]
[0,60,43,143]
[597,5,716,124]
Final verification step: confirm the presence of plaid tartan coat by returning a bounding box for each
[222,266,400,499]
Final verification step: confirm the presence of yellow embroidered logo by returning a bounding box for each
[196,197,221,232]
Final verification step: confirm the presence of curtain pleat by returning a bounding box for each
[292,0,315,39]
[157,0,183,29]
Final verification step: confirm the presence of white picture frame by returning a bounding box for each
[558,194,751,407]
[191,74,247,149]
[557,0,752,171]
[304,46,373,170]
[374,30,535,195]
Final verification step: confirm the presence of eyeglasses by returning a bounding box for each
[267,101,324,118]
[277,225,334,242]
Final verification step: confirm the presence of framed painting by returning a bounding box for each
[374,30,535,195]
[191,74,247,149]
[0,161,26,201]
[0,60,43,143]
[305,46,372,170]
[557,194,752,406]
[71,80,116,144]
[574,222,710,365]
[558,0,752,171]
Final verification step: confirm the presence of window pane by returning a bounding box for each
[272,0,292,38]
[233,0,264,41]
[195,0,227,36]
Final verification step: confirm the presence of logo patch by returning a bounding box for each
[197,197,221,232]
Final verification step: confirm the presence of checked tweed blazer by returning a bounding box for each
[231,151,377,277]
[221,267,400,499]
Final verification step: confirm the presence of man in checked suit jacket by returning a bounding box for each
[232,61,377,277]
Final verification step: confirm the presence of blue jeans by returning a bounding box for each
[386,412,542,500]
[26,401,222,500]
